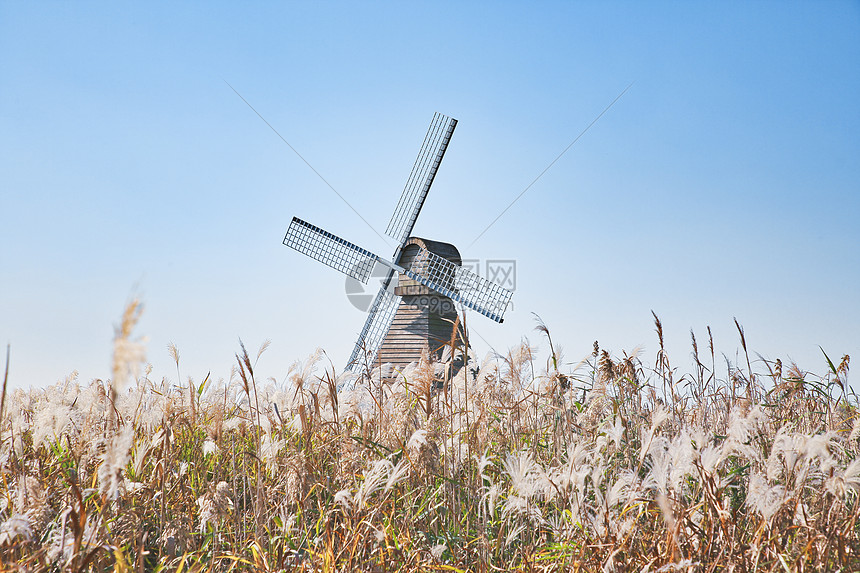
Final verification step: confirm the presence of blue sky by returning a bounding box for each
[1,2,858,389]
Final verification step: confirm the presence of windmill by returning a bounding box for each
[283,113,513,375]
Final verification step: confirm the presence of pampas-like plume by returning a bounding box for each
[354,459,393,511]
[197,481,233,532]
[0,514,33,545]
[112,299,146,400]
[2,300,855,572]
[826,459,860,498]
[503,451,540,498]
[746,473,785,521]
[98,425,134,502]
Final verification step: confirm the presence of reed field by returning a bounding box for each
[0,300,856,572]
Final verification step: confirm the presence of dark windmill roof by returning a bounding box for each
[400,237,461,265]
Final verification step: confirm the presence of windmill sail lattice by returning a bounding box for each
[346,287,400,370]
[402,248,511,323]
[284,217,378,283]
[386,113,458,246]
[283,113,512,374]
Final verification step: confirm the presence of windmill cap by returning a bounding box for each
[401,237,461,266]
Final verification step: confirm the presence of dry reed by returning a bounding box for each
[0,303,856,571]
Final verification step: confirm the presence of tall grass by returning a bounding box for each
[0,301,857,571]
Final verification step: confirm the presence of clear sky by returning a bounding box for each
[2,1,858,390]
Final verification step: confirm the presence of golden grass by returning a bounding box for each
[0,300,857,571]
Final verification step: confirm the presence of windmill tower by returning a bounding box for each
[283,113,512,376]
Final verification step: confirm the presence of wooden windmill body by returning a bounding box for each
[283,113,513,376]
[375,237,464,372]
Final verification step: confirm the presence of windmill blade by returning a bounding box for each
[386,113,458,245]
[403,247,513,323]
[283,216,380,283]
[346,286,401,372]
